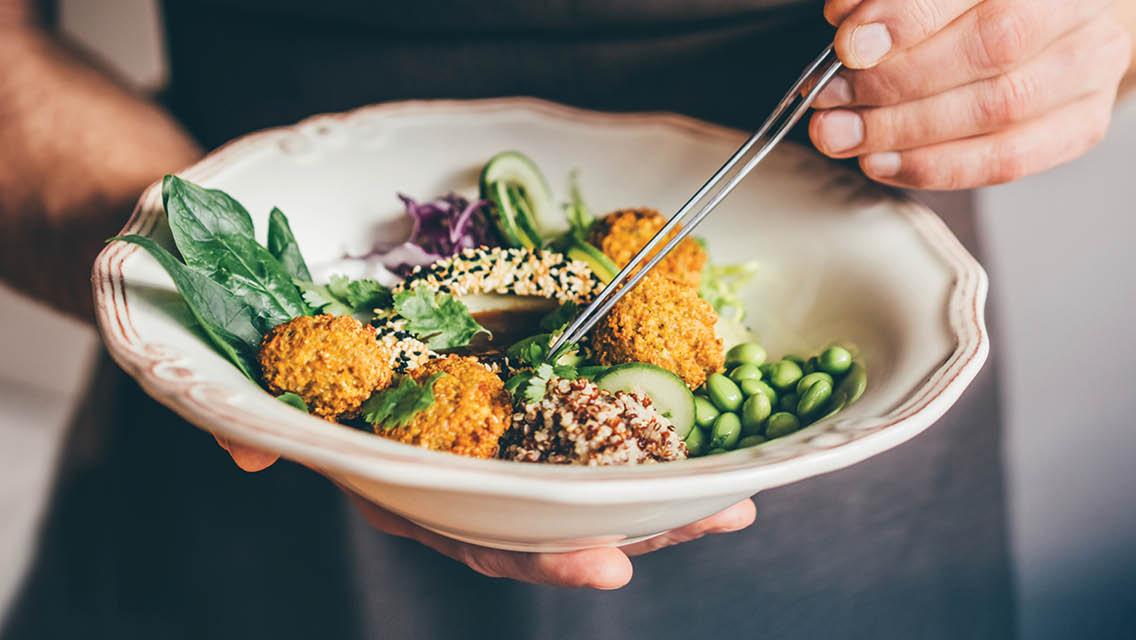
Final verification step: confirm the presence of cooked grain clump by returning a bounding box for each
[588,207,707,288]
[591,271,724,389]
[381,355,512,459]
[258,314,393,421]
[501,377,687,466]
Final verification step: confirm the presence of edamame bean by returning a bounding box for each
[684,424,707,456]
[741,393,772,435]
[741,379,777,406]
[738,434,766,448]
[796,372,834,395]
[835,361,867,404]
[706,373,743,412]
[694,396,719,430]
[705,448,729,456]
[804,356,820,374]
[709,412,742,450]
[765,412,801,439]
[758,362,777,379]
[768,360,803,390]
[783,354,807,369]
[819,346,853,375]
[729,364,762,383]
[725,342,766,367]
[816,390,848,423]
[779,392,799,413]
[796,378,833,422]
[739,378,761,397]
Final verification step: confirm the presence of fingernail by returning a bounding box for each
[864,152,901,178]
[814,76,853,108]
[816,110,864,153]
[851,23,892,67]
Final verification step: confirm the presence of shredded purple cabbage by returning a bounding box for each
[350,193,497,276]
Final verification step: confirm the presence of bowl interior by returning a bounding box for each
[102,99,984,498]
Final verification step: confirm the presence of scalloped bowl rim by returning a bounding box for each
[92,97,989,505]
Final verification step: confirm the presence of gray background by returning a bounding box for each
[1,2,1133,637]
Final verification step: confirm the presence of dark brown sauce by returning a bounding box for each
[450,309,548,358]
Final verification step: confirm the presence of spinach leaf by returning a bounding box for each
[267,207,312,282]
[162,174,255,239]
[114,235,260,380]
[298,275,392,317]
[393,287,489,350]
[162,175,310,327]
[361,373,445,429]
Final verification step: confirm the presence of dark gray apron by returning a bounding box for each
[3,2,1013,638]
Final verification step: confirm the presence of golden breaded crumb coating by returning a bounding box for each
[382,355,512,458]
[588,207,707,288]
[591,272,724,389]
[258,314,393,421]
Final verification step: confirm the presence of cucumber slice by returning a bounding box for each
[485,180,538,248]
[479,151,568,241]
[565,238,619,283]
[506,184,546,248]
[595,363,695,439]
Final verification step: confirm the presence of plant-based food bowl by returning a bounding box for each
[92,98,988,552]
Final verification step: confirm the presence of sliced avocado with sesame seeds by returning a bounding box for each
[565,237,618,283]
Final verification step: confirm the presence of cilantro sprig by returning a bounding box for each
[393,287,489,350]
[298,275,392,317]
[362,373,446,429]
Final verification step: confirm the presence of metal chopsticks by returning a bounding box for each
[549,44,844,357]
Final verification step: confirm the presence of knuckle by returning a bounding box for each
[974,6,1035,72]
[854,69,906,106]
[903,0,943,41]
[979,72,1038,126]
[989,144,1027,186]
[898,154,938,189]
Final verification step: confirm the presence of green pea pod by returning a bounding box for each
[836,360,867,405]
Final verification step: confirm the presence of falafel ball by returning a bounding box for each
[588,207,707,288]
[591,271,724,389]
[258,314,393,421]
[382,355,512,458]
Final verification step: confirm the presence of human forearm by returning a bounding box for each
[0,23,201,320]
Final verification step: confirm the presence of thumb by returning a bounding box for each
[214,433,279,472]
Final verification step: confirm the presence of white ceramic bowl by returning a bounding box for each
[93,98,988,552]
